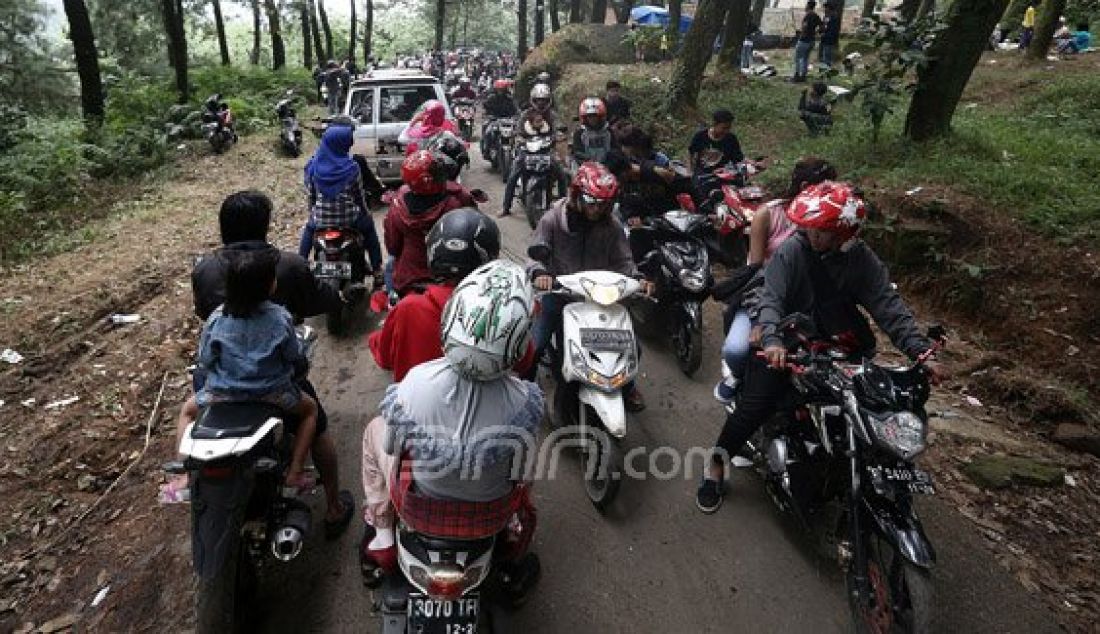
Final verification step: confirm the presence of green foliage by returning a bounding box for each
[0,0,78,113]
[621,25,664,59]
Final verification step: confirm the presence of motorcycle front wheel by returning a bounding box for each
[583,413,623,511]
[847,532,934,634]
[672,321,703,377]
[523,181,547,230]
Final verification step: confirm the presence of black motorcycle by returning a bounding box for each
[496,118,517,182]
[166,328,317,634]
[202,93,236,154]
[517,135,556,230]
[632,210,713,376]
[275,91,302,157]
[453,97,477,141]
[310,227,370,335]
[737,315,946,634]
[480,116,510,172]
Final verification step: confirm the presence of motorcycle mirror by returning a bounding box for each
[527,243,551,263]
[470,188,489,203]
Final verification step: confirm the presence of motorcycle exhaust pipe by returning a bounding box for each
[271,503,312,562]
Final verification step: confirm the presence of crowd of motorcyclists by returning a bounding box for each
[174,49,950,631]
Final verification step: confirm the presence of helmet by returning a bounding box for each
[786,181,866,242]
[440,260,533,381]
[493,79,512,92]
[427,208,501,280]
[424,131,469,179]
[578,97,607,123]
[401,150,449,195]
[570,161,619,204]
[530,84,552,110]
[536,71,552,83]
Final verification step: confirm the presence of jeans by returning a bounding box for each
[712,355,788,465]
[326,88,342,115]
[819,43,836,67]
[793,40,815,79]
[503,152,569,214]
[298,213,384,272]
[192,370,329,436]
[721,310,753,380]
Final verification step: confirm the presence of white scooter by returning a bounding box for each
[530,246,643,510]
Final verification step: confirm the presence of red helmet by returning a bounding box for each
[578,97,607,120]
[493,79,512,91]
[786,181,866,242]
[570,161,619,204]
[401,150,448,195]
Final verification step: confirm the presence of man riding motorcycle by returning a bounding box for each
[695,182,948,513]
[501,83,569,218]
[571,97,617,167]
[526,163,652,412]
[451,76,478,101]
[483,80,518,119]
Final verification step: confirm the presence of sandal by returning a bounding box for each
[324,490,355,540]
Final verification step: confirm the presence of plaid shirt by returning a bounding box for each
[307,177,367,229]
[390,463,531,540]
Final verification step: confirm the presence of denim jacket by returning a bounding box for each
[199,301,304,396]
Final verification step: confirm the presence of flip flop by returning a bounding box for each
[324,490,355,540]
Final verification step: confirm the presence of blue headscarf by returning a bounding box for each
[305,125,359,198]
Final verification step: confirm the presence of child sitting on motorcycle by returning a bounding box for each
[176,248,319,491]
[359,260,543,598]
[296,125,384,286]
[696,182,947,514]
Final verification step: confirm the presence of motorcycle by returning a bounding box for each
[453,98,477,141]
[202,93,236,154]
[309,227,371,335]
[167,327,318,634]
[517,135,557,230]
[698,160,768,266]
[275,91,302,157]
[495,118,517,180]
[631,210,714,377]
[529,246,643,510]
[735,314,946,634]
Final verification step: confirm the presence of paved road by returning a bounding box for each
[250,149,1061,633]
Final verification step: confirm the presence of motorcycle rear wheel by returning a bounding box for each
[324,278,347,336]
[195,537,256,634]
[673,323,703,377]
[847,532,934,634]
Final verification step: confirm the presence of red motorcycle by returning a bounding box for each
[698,160,768,266]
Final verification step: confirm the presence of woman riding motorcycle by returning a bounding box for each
[399,99,460,155]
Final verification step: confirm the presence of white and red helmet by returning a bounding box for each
[578,97,607,123]
[786,181,867,242]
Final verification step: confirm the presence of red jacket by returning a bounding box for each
[383,183,478,294]
[368,284,535,382]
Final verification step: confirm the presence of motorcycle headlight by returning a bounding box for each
[580,278,624,306]
[679,269,706,292]
[866,411,927,460]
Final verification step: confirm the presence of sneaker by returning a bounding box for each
[713,376,739,405]
[696,476,724,514]
[624,387,646,412]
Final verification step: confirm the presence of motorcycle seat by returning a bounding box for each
[192,402,287,440]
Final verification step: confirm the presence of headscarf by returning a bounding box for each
[404,100,449,141]
[305,125,359,198]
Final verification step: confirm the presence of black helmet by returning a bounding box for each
[426,132,469,180]
[427,208,501,280]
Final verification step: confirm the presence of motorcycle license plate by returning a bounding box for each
[880,466,935,495]
[580,328,634,352]
[407,594,480,634]
[525,156,551,171]
[311,261,352,280]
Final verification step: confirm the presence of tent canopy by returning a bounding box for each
[630,5,694,34]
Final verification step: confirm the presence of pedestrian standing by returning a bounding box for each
[791,1,823,82]
[819,3,840,68]
[1020,2,1036,49]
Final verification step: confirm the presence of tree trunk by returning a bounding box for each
[161,0,188,103]
[364,0,373,66]
[917,0,936,18]
[264,0,285,69]
[615,0,633,23]
[569,0,582,23]
[318,0,334,60]
[518,0,529,59]
[666,0,728,115]
[898,0,920,22]
[590,0,607,23]
[434,0,445,50]
[63,0,104,125]
[307,0,325,65]
[300,1,312,68]
[861,0,876,20]
[751,0,766,28]
[904,0,1008,141]
[211,0,230,65]
[1027,0,1065,60]
[535,0,546,45]
[717,0,750,69]
[550,0,561,31]
[348,0,356,62]
[668,0,682,42]
[250,0,261,65]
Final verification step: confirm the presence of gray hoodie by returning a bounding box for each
[527,199,637,279]
[755,232,930,359]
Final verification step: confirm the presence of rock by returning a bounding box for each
[36,613,78,633]
[964,455,1066,490]
[1052,423,1100,458]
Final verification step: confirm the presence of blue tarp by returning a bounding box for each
[630,5,694,34]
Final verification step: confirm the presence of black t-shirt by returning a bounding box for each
[821,14,841,45]
[689,129,745,173]
[606,95,632,122]
[799,11,823,43]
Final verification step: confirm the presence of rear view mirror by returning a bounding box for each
[527,243,551,263]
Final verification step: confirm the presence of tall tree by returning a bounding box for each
[317,0,334,60]
[861,0,876,19]
[307,0,325,65]
[434,0,446,50]
[160,0,188,102]
[1027,0,1066,60]
[249,0,261,65]
[550,0,561,31]
[717,0,751,69]
[264,0,285,69]
[904,0,1008,141]
[348,0,357,62]
[62,0,104,125]
[751,0,767,28]
[590,0,607,23]
[535,0,546,45]
[569,0,582,23]
[211,0,230,65]
[300,1,312,68]
[666,0,728,115]
[668,0,682,43]
[518,0,529,59]
[364,0,373,66]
